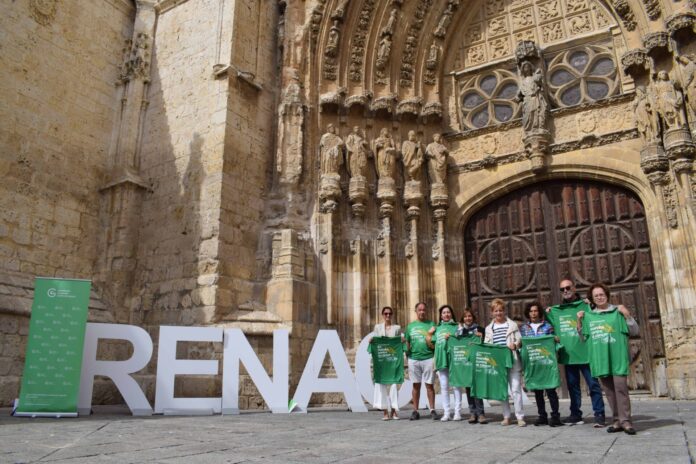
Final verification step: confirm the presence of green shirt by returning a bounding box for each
[433,321,458,370]
[448,335,479,388]
[581,308,630,377]
[468,343,513,401]
[547,300,589,365]
[521,335,561,390]
[368,336,405,385]
[405,320,435,361]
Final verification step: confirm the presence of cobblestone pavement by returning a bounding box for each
[1,399,694,464]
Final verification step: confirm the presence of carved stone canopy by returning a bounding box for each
[642,32,672,56]
[621,48,650,77]
[515,40,541,64]
[666,12,696,36]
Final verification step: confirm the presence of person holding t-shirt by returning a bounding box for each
[427,305,461,421]
[546,278,605,427]
[369,306,403,420]
[456,309,487,424]
[578,283,640,435]
[484,298,525,427]
[520,301,562,427]
[405,302,437,420]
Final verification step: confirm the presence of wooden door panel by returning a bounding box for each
[464,180,665,393]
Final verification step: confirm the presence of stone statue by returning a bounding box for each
[376,35,392,70]
[516,60,549,134]
[426,43,439,70]
[380,8,398,37]
[374,128,397,178]
[401,130,424,181]
[346,126,370,178]
[325,22,340,57]
[331,0,350,19]
[652,70,687,130]
[676,55,696,116]
[434,4,454,38]
[632,87,659,144]
[426,133,448,184]
[320,124,344,175]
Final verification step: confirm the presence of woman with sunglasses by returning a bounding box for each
[370,306,402,420]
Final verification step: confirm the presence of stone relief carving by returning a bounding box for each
[320,124,345,176]
[426,43,440,71]
[346,126,370,178]
[376,35,392,71]
[490,37,511,59]
[542,21,564,42]
[610,0,636,31]
[488,16,508,36]
[467,45,486,66]
[592,4,611,27]
[565,0,588,13]
[486,0,506,17]
[331,0,351,20]
[515,28,536,43]
[374,128,398,178]
[310,1,327,44]
[641,0,661,21]
[568,13,592,35]
[652,71,687,131]
[119,33,152,84]
[30,0,58,26]
[349,0,376,82]
[400,0,434,87]
[323,21,341,80]
[402,131,425,182]
[468,23,484,43]
[538,0,561,22]
[426,133,449,184]
[512,8,534,30]
[381,8,399,37]
[632,87,660,144]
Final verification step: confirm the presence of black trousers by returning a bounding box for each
[534,389,559,418]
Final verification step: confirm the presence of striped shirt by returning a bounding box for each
[492,322,508,346]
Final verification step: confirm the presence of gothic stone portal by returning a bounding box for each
[464,180,665,393]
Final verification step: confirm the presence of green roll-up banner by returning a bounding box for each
[15,277,91,417]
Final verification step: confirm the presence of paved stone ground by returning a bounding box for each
[1,399,694,464]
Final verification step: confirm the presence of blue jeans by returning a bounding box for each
[565,364,605,418]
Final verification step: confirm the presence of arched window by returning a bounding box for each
[459,69,521,130]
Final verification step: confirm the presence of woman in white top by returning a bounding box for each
[370,306,402,420]
[484,298,525,427]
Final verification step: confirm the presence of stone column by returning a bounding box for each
[97,0,156,322]
[404,181,422,320]
[266,229,307,325]
[349,238,366,347]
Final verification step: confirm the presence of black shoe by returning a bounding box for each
[563,415,584,425]
[624,427,637,435]
[607,425,623,433]
[534,416,548,426]
[594,415,606,428]
[409,410,420,421]
[430,410,441,420]
[549,416,563,427]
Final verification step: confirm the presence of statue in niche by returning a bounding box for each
[401,130,424,181]
[332,0,350,19]
[652,71,687,130]
[376,35,392,70]
[426,133,449,184]
[632,87,660,144]
[426,43,440,70]
[434,4,454,38]
[374,128,398,178]
[325,21,340,57]
[346,126,370,178]
[516,60,549,134]
[676,55,696,116]
[320,124,344,175]
[380,8,398,37]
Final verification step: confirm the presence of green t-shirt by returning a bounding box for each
[581,308,630,377]
[368,336,405,385]
[468,343,513,401]
[448,335,480,388]
[405,320,435,361]
[547,300,589,365]
[521,335,561,390]
[433,321,459,370]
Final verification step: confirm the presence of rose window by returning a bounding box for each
[546,45,619,108]
[459,69,521,130]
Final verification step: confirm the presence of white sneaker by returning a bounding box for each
[441,413,450,422]
[453,412,462,421]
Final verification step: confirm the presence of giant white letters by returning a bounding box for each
[154,326,223,414]
[222,329,289,414]
[78,323,154,416]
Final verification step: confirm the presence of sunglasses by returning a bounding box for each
[383,312,393,316]
[559,286,573,291]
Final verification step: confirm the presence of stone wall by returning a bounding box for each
[0,0,135,405]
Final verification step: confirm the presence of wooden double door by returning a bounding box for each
[464,180,665,392]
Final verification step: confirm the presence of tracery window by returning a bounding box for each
[459,69,521,130]
[545,44,619,108]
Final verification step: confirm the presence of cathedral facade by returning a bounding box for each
[1,0,696,406]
